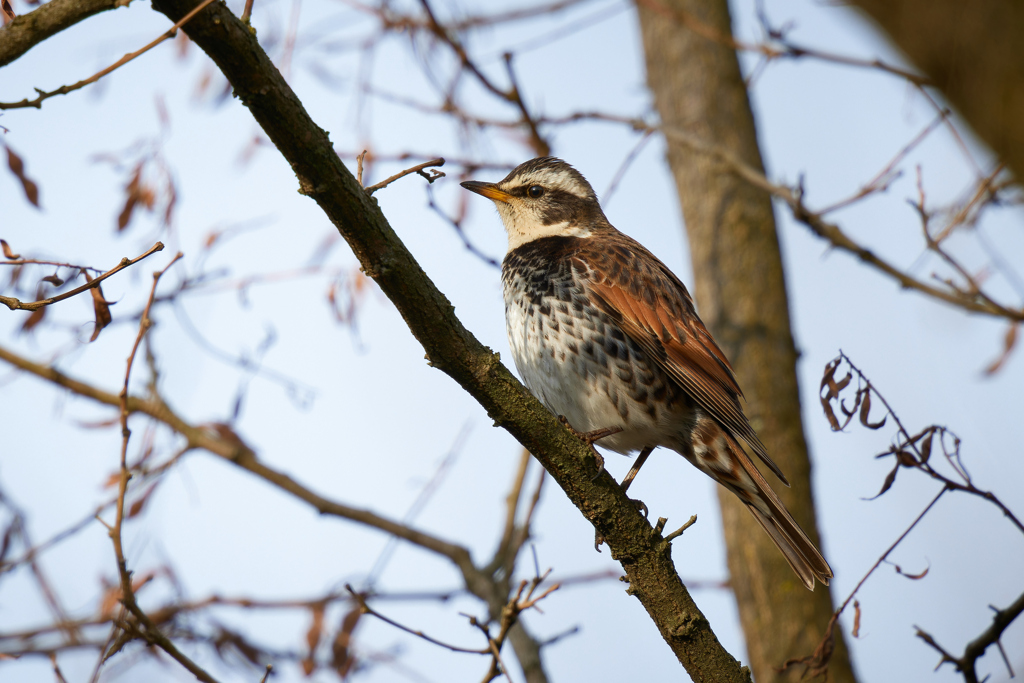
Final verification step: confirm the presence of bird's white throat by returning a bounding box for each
[498,211,594,251]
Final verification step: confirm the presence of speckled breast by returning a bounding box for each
[501,236,689,455]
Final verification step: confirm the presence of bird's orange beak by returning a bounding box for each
[460,180,512,204]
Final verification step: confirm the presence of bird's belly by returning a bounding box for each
[504,290,692,455]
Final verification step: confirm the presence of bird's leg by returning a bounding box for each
[620,446,654,494]
[557,416,621,478]
[612,446,654,519]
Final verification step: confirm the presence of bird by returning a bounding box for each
[461,156,833,590]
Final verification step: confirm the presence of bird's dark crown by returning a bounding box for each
[498,157,598,203]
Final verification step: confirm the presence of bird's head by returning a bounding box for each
[461,157,606,251]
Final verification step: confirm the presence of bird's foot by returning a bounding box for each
[557,416,620,480]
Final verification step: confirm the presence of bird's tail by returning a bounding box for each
[688,418,833,590]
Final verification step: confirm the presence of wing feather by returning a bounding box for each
[579,238,790,486]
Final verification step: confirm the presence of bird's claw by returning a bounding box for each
[557,416,619,479]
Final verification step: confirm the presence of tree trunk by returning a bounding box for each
[636,1,858,681]
[850,0,1024,182]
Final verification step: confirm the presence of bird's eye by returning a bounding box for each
[527,185,544,198]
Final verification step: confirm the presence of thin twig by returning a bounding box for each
[639,0,930,87]
[502,52,550,156]
[818,110,948,215]
[781,489,947,678]
[486,448,532,577]
[364,157,445,194]
[664,515,697,542]
[916,590,1024,683]
[346,585,487,654]
[0,0,218,110]
[356,149,368,186]
[836,352,1024,534]
[0,242,164,311]
[102,252,220,683]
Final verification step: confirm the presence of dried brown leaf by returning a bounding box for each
[6,264,23,289]
[88,283,112,342]
[332,606,361,678]
[213,627,265,666]
[819,359,854,431]
[138,185,156,210]
[20,308,45,334]
[155,94,171,130]
[41,274,64,287]
[6,146,40,207]
[852,600,861,638]
[163,179,177,226]
[859,390,887,430]
[193,68,213,99]
[302,604,326,676]
[1,0,16,20]
[1,239,20,260]
[839,387,862,418]
[76,417,119,429]
[895,449,918,467]
[819,396,841,431]
[867,464,899,500]
[117,196,138,232]
[175,30,191,59]
[919,431,933,464]
[127,483,159,519]
[893,563,930,580]
[98,583,121,617]
[131,571,155,594]
[984,324,1019,376]
[117,165,143,231]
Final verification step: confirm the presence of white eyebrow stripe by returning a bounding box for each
[506,168,592,200]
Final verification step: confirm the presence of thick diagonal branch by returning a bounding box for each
[140,0,748,679]
[0,0,131,68]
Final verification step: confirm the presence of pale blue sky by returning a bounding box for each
[1,1,1022,681]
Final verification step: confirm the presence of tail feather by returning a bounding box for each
[746,501,831,590]
[734,446,833,590]
[687,416,833,590]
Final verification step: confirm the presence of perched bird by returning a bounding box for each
[461,157,832,590]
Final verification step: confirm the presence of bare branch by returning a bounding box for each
[0,341,481,577]
[0,0,217,110]
[916,590,1024,683]
[347,585,488,654]
[0,242,164,312]
[638,0,930,87]
[364,157,445,194]
[0,0,132,68]
[555,111,1024,323]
